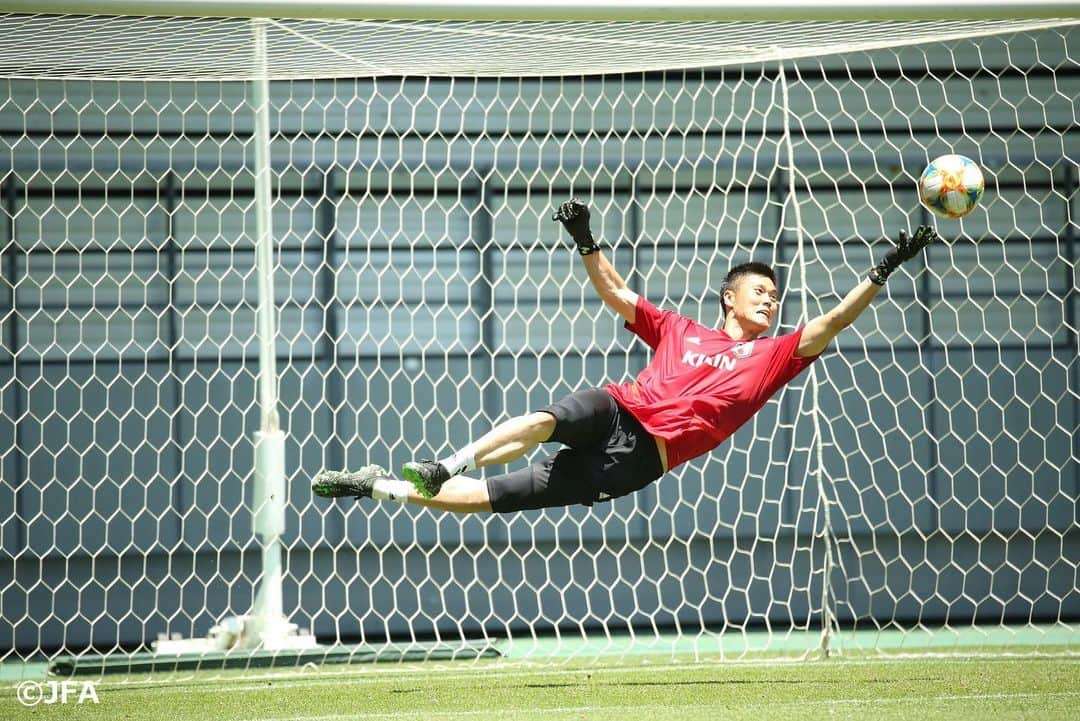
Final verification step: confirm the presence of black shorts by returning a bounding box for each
[485,388,665,513]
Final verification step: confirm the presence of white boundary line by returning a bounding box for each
[69,653,1080,695]
[233,691,1080,721]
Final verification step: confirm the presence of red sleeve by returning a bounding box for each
[757,326,821,399]
[623,295,679,350]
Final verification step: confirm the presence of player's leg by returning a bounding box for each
[404,389,615,498]
[402,411,556,497]
[311,392,661,513]
[310,410,560,508]
[445,411,558,474]
[406,475,493,513]
[472,411,558,467]
[483,448,602,513]
[311,465,493,513]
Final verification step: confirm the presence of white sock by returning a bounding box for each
[438,445,476,477]
[371,479,413,503]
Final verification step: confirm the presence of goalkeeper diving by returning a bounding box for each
[313,199,938,513]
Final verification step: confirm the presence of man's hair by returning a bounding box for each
[720,262,778,315]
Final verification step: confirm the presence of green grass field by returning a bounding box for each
[3,653,1078,721]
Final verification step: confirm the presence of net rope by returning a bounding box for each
[0,13,1077,79]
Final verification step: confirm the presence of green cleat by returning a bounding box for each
[401,460,450,499]
[311,464,390,499]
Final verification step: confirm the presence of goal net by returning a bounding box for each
[0,3,1077,667]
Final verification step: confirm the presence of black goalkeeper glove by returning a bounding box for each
[551,198,601,256]
[868,225,939,285]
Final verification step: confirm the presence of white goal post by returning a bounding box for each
[0,1,1077,669]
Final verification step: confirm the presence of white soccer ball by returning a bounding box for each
[918,154,985,219]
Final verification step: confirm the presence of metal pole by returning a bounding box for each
[917,204,940,533]
[316,169,346,547]
[248,17,297,650]
[475,173,496,455]
[253,20,281,437]
[1,176,25,554]
[162,172,185,549]
[1065,165,1078,488]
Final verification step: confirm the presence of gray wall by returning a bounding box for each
[0,28,1077,657]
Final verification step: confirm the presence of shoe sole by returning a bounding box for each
[311,470,365,498]
[311,473,354,498]
[311,467,387,499]
[401,465,440,499]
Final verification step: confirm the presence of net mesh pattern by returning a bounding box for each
[0,18,1077,664]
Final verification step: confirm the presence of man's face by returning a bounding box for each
[723,273,778,333]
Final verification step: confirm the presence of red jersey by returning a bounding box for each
[606,295,821,469]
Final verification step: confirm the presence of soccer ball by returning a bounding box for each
[918,154,985,219]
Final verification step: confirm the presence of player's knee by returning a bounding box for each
[525,412,556,443]
[450,487,493,514]
[435,476,493,513]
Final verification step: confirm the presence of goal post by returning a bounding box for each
[0,2,1077,671]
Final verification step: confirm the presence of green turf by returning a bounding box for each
[2,654,1077,721]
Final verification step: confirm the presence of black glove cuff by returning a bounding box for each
[868,265,889,285]
[574,231,599,256]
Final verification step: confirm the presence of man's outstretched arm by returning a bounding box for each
[583,251,639,324]
[797,226,940,358]
[553,199,639,324]
[797,278,883,357]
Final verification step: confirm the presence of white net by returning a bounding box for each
[0,13,1075,79]
[0,10,1077,667]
